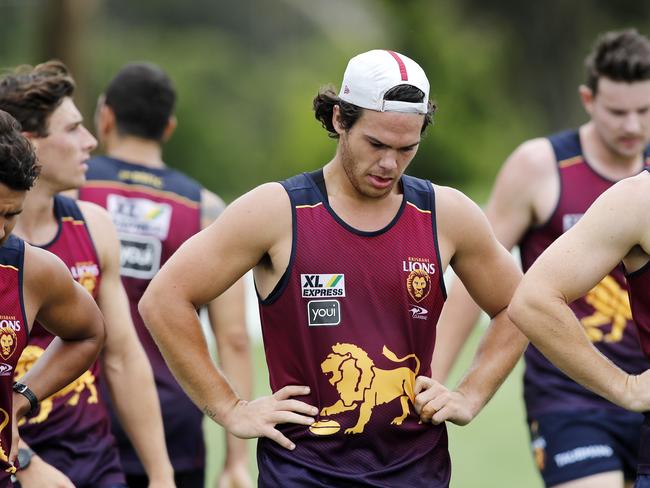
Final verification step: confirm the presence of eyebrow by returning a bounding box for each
[366,135,420,150]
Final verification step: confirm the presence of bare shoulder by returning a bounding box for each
[23,243,72,300]
[502,137,556,179]
[76,200,114,229]
[434,185,491,242]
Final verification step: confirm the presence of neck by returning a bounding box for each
[580,122,646,178]
[14,181,57,245]
[105,135,165,168]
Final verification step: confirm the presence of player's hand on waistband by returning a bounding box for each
[414,376,475,426]
[224,385,318,450]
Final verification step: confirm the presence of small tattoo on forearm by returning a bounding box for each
[203,406,218,420]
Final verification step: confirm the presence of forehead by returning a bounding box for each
[354,109,424,144]
[595,78,650,109]
[0,183,25,212]
[46,97,82,130]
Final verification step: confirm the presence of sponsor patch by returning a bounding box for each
[307,300,341,326]
[0,364,12,376]
[107,194,172,240]
[408,304,428,320]
[301,274,345,298]
[119,234,162,279]
[554,444,613,467]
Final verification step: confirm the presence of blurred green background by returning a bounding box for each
[3,1,650,486]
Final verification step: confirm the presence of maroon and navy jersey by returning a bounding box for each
[520,130,650,417]
[625,179,650,475]
[79,155,205,473]
[257,170,449,487]
[15,195,124,487]
[0,236,29,486]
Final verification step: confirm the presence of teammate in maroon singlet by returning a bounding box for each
[78,63,252,488]
[431,29,650,487]
[0,109,105,488]
[0,62,175,488]
[509,170,650,488]
[139,49,526,487]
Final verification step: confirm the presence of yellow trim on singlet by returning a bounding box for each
[558,155,583,169]
[61,216,85,226]
[82,180,200,209]
[406,201,431,214]
[0,264,18,272]
[296,202,324,209]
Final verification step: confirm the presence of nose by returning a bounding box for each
[622,112,642,134]
[82,125,98,152]
[378,150,398,170]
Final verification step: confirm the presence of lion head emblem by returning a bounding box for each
[78,272,97,295]
[319,343,421,434]
[406,269,431,302]
[0,328,17,361]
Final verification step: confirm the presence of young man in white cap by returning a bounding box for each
[139,49,527,486]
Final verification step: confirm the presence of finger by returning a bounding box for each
[275,399,319,416]
[430,403,454,425]
[414,383,448,412]
[265,427,295,450]
[414,376,432,395]
[270,411,316,426]
[273,385,311,400]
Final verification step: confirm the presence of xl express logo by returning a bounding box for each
[301,274,345,298]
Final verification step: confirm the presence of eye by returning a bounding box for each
[369,141,384,149]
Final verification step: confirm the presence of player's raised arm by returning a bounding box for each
[508,174,650,411]
[140,183,317,450]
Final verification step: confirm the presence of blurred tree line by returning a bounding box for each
[1,0,649,202]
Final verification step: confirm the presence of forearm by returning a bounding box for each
[18,336,102,402]
[140,294,241,426]
[216,333,253,464]
[431,279,483,383]
[455,308,528,416]
[103,345,173,481]
[509,294,631,408]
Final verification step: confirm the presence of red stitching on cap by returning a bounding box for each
[387,50,408,81]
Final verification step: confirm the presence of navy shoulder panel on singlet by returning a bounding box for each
[86,155,202,203]
[54,194,85,221]
[402,174,435,211]
[0,235,24,267]
[547,129,581,163]
[280,171,323,207]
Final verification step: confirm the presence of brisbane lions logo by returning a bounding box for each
[319,343,420,434]
[0,327,17,362]
[581,275,631,343]
[406,269,431,302]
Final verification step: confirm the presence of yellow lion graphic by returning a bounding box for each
[15,345,98,425]
[320,343,420,434]
[0,408,15,473]
[581,275,631,343]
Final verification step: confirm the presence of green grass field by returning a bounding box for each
[203,327,544,487]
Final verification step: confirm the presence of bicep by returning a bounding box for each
[150,184,289,308]
[449,198,522,317]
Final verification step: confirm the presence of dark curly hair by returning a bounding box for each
[313,84,437,138]
[0,110,40,190]
[585,29,650,95]
[0,60,75,137]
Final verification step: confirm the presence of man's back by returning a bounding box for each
[78,155,206,474]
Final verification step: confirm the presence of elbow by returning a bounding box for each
[506,286,531,334]
[138,287,159,332]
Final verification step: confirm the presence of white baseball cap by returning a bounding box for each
[338,49,430,114]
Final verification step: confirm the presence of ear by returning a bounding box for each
[332,105,345,136]
[161,115,177,142]
[579,84,594,115]
[96,102,116,139]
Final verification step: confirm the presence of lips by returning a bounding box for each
[368,174,394,189]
